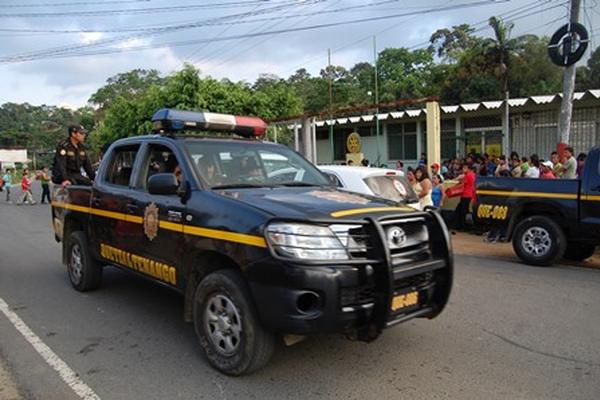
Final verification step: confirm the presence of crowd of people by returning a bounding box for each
[397,147,587,233]
[0,166,52,205]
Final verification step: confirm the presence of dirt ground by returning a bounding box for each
[0,360,21,400]
[452,231,600,269]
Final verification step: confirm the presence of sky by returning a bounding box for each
[0,0,598,108]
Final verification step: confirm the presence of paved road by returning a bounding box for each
[1,187,599,400]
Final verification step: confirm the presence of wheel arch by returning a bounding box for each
[183,250,242,322]
[61,212,88,265]
[507,201,568,240]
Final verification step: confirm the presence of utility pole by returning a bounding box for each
[558,0,581,151]
[373,36,381,165]
[328,48,334,163]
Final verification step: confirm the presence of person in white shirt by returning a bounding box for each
[524,154,540,178]
[560,147,578,179]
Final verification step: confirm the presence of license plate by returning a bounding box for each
[391,291,419,312]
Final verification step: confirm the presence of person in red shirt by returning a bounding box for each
[454,163,476,230]
[20,168,36,205]
[540,161,556,179]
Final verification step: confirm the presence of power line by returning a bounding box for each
[280,0,549,76]
[201,0,343,72]
[0,0,321,62]
[181,0,271,67]
[0,0,417,34]
[0,0,293,18]
[0,0,509,63]
[406,0,565,50]
[3,0,149,7]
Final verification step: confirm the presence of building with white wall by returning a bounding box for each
[310,89,600,168]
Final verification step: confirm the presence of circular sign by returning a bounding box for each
[548,23,589,67]
[393,179,407,197]
[346,132,361,154]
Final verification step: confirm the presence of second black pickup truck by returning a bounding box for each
[51,108,453,375]
[475,146,600,266]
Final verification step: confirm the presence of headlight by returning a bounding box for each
[266,223,349,260]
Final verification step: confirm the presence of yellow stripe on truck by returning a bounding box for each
[184,225,267,248]
[331,206,414,218]
[476,190,578,200]
[52,202,266,248]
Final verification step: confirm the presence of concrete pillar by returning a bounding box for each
[416,120,423,162]
[293,121,299,152]
[301,117,312,161]
[311,117,318,164]
[426,101,441,174]
[455,116,462,158]
[502,92,510,157]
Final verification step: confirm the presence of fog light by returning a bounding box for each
[296,292,320,313]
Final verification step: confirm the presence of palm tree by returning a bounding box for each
[484,17,515,94]
[482,17,527,96]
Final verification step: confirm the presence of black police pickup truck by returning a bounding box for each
[51,109,453,375]
[475,146,600,266]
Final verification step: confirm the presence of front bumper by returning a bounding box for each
[247,211,453,340]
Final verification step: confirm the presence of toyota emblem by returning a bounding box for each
[387,226,407,247]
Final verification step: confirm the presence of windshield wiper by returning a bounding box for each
[277,182,319,187]
[211,183,275,189]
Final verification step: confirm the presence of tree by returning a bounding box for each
[88,69,163,110]
[576,45,600,90]
[429,24,478,62]
[376,48,435,101]
[93,64,302,148]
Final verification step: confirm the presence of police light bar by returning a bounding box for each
[151,108,267,137]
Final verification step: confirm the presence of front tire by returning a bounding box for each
[563,243,597,261]
[193,269,274,376]
[512,216,566,266]
[66,231,103,291]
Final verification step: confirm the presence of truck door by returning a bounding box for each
[127,142,186,288]
[580,151,600,238]
[90,144,141,258]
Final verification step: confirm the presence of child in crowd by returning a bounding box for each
[2,168,13,203]
[20,168,36,205]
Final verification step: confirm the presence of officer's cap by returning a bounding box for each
[68,124,88,135]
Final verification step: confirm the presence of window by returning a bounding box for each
[104,145,139,187]
[323,172,343,187]
[388,122,417,160]
[137,144,182,190]
[441,119,457,160]
[184,140,329,188]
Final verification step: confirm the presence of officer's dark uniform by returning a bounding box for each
[53,137,95,185]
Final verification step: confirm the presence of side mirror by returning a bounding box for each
[148,173,179,195]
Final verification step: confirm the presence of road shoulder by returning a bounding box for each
[452,231,600,269]
[0,357,22,400]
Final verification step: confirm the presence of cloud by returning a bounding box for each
[79,32,104,44]
[0,0,595,107]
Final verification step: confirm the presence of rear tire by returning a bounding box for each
[193,269,274,376]
[66,231,103,291]
[512,216,566,266]
[563,243,597,261]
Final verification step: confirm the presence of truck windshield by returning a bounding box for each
[184,140,330,189]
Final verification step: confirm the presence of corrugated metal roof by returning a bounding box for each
[530,95,556,104]
[285,89,600,128]
[406,109,422,117]
[441,105,459,113]
[482,101,503,109]
[507,98,528,107]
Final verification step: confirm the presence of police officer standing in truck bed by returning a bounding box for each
[52,125,95,186]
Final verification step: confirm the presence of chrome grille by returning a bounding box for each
[380,216,432,265]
